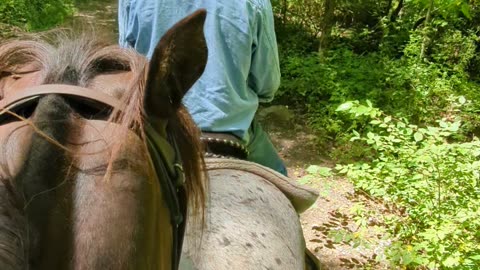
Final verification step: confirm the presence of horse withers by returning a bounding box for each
[0,10,208,270]
[180,158,320,270]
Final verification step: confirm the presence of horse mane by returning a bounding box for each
[0,31,207,216]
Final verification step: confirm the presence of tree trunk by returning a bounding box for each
[420,0,434,60]
[318,0,335,59]
[390,0,404,22]
[385,0,393,17]
[281,0,288,27]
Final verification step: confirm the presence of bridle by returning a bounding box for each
[0,84,187,270]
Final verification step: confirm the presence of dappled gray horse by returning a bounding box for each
[181,158,319,270]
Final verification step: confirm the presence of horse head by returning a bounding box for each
[0,9,207,270]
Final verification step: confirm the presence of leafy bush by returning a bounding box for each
[273,0,480,156]
[0,0,28,27]
[336,101,480,269]
[0,0,74,32]
[277,50,388,142]
[276,33,480,158]
[272,1,480,268]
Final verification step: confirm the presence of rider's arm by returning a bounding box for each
[248,0,281,103]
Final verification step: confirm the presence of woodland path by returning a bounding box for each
[72,2,386,269]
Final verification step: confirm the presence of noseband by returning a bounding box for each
[0,84,187,270]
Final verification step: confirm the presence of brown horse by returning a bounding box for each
[0,10,207,270]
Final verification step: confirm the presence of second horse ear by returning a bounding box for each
[144,9,208,119]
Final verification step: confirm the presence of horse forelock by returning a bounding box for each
[0,32,147,173]
[0,31,206,217]
[0,32,145,87]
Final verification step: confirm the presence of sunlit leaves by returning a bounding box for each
[336,101,480,268]
[414,131,424,142]
[335,101,354,112]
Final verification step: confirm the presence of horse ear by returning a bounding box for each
[144,9,208,119]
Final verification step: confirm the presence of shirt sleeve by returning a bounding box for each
[248,1,281,103]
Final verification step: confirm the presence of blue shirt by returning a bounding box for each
[118,0,280,141]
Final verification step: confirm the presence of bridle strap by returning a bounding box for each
[0,84,122,111]
[145,124,186,270]
[0,84,187,270]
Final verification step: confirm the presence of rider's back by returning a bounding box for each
[118,0,280,141]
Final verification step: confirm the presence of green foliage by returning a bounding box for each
[277,23,480,159]
[0,0,74,32]
[277,49,389,149]
[336,101,480,269]
[297,165,333,184]
[27,0,74,31]
[274,1,480,268]
[0,0,28,27]
[272,0,324,37]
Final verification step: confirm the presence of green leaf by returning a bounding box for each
[336,102,354,112]
[334,233,343,243]
[401,252,413,265]
[458,96,466,105]
[412,174,423,180]
[414,132,423,142]
[450,121,460,132]
[439,120,448,128]
[306,165,332,177]
[461,3,472,20]
[355,105,369,116]
[443,255,460,267]
[297,175,314,185]
[337,166,349,174]
[470,255,480,261]
[384,116,392,123]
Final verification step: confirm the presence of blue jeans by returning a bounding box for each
[246,120,288,176]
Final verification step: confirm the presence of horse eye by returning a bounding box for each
[11,74,22,80]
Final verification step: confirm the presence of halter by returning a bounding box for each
[0,84,187,270]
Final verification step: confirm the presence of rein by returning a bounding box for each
[0,84,187,270]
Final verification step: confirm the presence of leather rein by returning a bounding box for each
[0,84,187,270]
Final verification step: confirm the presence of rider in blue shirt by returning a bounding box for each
[118,0,287,175]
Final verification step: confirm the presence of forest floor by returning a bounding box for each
[72,2,389,269]
[259,106,390,269]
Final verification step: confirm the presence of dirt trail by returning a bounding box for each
[260,107,387,269]
[63,0,118,42]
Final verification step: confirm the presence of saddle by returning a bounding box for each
[200,132,248,159]
[201,133,321,269]
[200,132,318,213]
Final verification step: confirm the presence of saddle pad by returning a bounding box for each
[205,158,319,213]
